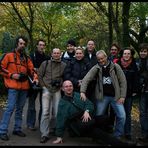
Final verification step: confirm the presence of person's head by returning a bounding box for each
[62,80,74,96]
[15,36,28,52]
[51,48,61,60]
[120,47,135,61]
[36,39,46,54]
[75,47,84,61]
[110,43,120,57]
[66,39,76,53]
[86,40,95,53]
[96,50,108,66]
[139,43,148,59]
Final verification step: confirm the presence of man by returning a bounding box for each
[38,48,66,143]
[84,40,98,102]
[0,36,38,141]
[52,80,136,146]
[26,39,50,131]
[61,39,76,64]
[80,50,127,139]
[137,43,148,143]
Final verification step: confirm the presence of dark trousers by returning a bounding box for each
[68,115,130,146]
[27,89,42,127]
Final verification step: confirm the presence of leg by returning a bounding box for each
[40,87,51,137]
[0,89,17,134]
[124,96,133,138]
[110,99,126,138]
[139,92,148,138]
[14,90,28,132]
[27,89,38,128]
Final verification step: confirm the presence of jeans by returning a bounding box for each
[26,89,42,128]
[95,96,126,137]
[0,89,28,134]
[124,96,133,136]
[40,87,61,137]
[139,92,148,137]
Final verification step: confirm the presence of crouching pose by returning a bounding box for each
[52,80,136,146]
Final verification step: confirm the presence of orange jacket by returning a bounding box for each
[0,50,38,90]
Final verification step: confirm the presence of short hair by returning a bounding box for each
[96,50,107,57]
[36,39,46,45]
[139,43,148,51]
[67,39,76,47]
[15,35,28,48]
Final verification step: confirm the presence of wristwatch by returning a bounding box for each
[85,109,89,113]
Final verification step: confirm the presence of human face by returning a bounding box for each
[139,49,148,59]
[97,53,108,66]
[62,81,74,96]
[51,48,61,60]
[87,41,95,52]
[75,49,84,60]
[122,49,132,61]
[110,46,118,56]
[16,38,26,52]
[67,44,75,53]
[37,41,46,54]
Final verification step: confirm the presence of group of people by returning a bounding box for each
[0,35,147,146]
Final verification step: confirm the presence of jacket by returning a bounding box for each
[80,62,127,101]
[55,92,94,137]
[0,50,38,90]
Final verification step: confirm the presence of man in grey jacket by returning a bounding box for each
[38,48,66,143]
[80,50,127,139]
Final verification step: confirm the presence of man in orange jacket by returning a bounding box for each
[0,35,38,141]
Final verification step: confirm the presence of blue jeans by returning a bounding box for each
[0,89,28,134]
[26,89,42,128]
[139,92,148,137]
[124,96,133,136]
[95,96,126,137]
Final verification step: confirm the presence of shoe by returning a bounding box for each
[0,133,9,141]
[125,135,132,140]
[40,136,49,143]
[13,131,26,137]
[138,136,148,143]
[27,126,37,131]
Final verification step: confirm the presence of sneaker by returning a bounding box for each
[0,133,9,141]
[40,136,49,143]
[13,131,26,137]
[27,126,37,131]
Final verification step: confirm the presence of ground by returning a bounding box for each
[0,95,147,146]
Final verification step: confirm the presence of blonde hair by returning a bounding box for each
[96,50,107,57]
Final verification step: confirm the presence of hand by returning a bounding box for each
[11,73,20,80]
[52,137,63,144]
[82,111,91,122]
[117,98,125,104]
[80,92,87,101]
[33,79,39,85]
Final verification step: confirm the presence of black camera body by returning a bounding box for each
[51,80,61,87]
[19,73,28,81]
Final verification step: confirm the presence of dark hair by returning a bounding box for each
[119,47,135,58]
[67,39,76,47]
[36,39,46,45]
[139,43,148,51]
[15,35,28,48]
[110,43,120,51]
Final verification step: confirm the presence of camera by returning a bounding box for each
[19,73,28,81]
[51,80,61,87]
